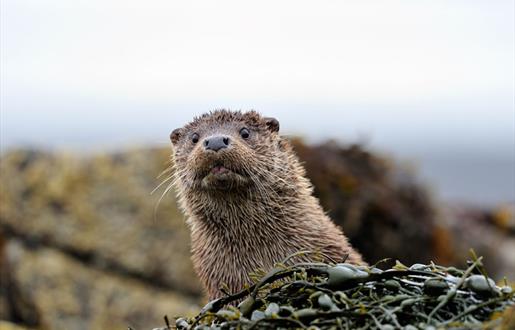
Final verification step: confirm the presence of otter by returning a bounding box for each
[170,110,364,299]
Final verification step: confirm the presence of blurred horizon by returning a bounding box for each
[2,105,513,207]
[1,0,514,206]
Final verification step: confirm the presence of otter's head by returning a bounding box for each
[170,110,283,194]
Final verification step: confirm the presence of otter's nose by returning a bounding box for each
[203,135,230,152]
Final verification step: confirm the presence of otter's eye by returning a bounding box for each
[191,133,199,144]
[240,128,250,139]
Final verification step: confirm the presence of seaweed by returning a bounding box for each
[172,251,515,330]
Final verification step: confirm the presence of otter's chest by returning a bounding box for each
[189,221,298,297]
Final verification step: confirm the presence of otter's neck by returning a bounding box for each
[185,186,308,242]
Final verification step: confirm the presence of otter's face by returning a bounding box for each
[170,110,280,193]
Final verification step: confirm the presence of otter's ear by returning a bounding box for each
[264,117,280,133]
[169,128,182,145]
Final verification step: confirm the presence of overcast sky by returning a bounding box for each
[1,0,514,204]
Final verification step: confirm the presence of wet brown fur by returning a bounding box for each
[170,110,365,299]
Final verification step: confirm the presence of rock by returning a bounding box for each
[5,241,198,330]
[290,139,437,265]
[0,321,31,330]
[0,149,200,296]
[0,232,40,327]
